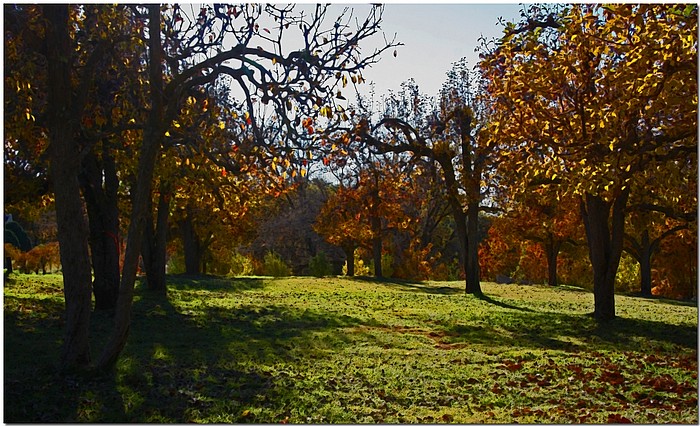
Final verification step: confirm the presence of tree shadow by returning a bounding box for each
[440,307,697,354]
[167,274,266,293]
[4,277,370,422]
[475,292,536,312]
[5,276,696,422]
[4,293,129,422]
[351,275,463,295]
[91,280,367,422]
[621,291,698,307]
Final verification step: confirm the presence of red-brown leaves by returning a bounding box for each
[607,413,633,423]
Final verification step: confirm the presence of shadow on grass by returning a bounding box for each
[4,275,697,422]
[4,293,129,422]
[621,291,698,307]
[167,274,267,293]
[475,293,536,312]
[441,307,697,354]
[4,278,369,422]
[351,275,463,295]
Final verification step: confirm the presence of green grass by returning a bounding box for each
[4,273,698,423]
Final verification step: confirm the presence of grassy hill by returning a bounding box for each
[4,274,697,423]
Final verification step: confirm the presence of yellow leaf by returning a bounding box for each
[165,131,171,137]
[300,168,307,177]
[173,121,181,128]
[219,122,226,129]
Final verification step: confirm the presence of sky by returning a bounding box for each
[333,2,525,99]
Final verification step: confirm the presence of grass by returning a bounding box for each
[4,273,698,423]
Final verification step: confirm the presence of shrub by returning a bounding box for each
[616,252,641,293]
[394,243,434,281]
[4,221,32,252]
[557,245,593,289]
[28,242,60,274]
[166,253,186,275]
[309,251,333,277]
[431,257,463,281]
[367,253,394,278]
[515,243,547,284]
[342,250,370,276]
[263,252,291,277]
[229,251,255,276]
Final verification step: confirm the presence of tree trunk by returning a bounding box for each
[97,4,164,370]
[46,4,93,369]
[465,201,481,294]
[370,177,383,278]
[180,212,202,275]
[545,237,561,287]
[634,230,653,296]
[143,185,170,292]
[371,215,382,278]
[343,243,355,276]
[626,225,688,297]
[452,208,469,285]
[81,148,121,310]
[580,190,629,321]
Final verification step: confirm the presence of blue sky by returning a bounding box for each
[345,3,525,98]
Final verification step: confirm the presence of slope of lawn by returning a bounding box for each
[4,273,698,423]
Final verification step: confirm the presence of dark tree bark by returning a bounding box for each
[638,244,653,296]
[45,4,93,369]
[625,225,688,296]
[439,149,482,295]
[465,201,481,293]
[143,183,170,292]
[97,4,164,369]
[581,190,629,321]
[343,243,356,276]
[5,256,13,275]
[81,146,120,310]
[370,175,383,278]
[544,237,562,287]
[180,212,203,275]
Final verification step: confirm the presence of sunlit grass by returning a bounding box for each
[4,273,697,423]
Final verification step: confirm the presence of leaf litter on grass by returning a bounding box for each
[3,274,698,423]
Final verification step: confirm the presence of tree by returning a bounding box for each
[480,4,697,320]
[315,182,373,277]
[357,60,498,294]
[6,3,398,370]
[624,158,696,295]
[249,179,344,275]
[500,189,584,286]
[44,4,104,368]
